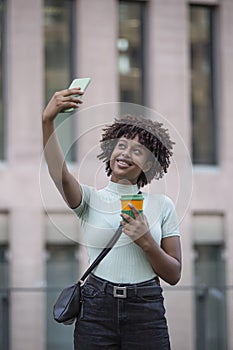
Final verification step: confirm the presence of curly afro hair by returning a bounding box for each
[97,115,175,188]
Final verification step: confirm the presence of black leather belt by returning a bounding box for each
[88,274,161,299]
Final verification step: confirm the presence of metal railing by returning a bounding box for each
[0,285,233,350]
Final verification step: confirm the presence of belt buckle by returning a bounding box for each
[113,286,127,298]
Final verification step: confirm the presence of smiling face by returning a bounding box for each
[109,136,152,185]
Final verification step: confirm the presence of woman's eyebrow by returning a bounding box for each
[132,142,144,149]
[118,138,127,142]
[118,138,144,149]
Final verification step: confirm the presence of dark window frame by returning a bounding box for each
[118,0,146,105]
[0,244,9,350]
[194,243,227,350]
[44,0,77,162]
[46,243,79,350]
[190,4,218,165]
[0,0,7,160]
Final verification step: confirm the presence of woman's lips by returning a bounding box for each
[116,158,132,168]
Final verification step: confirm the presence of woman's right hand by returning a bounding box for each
[42,88,84,122]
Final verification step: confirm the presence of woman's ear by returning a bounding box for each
[143,160,152,173]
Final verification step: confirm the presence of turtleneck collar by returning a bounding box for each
[106,181,139,196]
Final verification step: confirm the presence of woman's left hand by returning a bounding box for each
[120,203,153,249]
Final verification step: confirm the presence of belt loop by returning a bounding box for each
[101,281,107,292]
[134,284,137,297]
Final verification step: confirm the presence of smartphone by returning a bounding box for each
[62,77,91,113]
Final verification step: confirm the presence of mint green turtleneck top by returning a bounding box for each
[73,181,180,284]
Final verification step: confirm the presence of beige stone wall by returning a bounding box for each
[0,0,232,349]
[5,0,45,349]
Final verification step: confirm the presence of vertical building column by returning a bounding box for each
[76,0,118,107]
[7,0,43,164]
[10,209,45,350]
[74,0,118,186]
[146,0,190,142]
[146,0,192,202]
[6,0,45,350]
[220,1,233,349]
[146,1,193,350]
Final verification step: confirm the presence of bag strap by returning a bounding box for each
[79,224,123,283]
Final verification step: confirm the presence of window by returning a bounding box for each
[45,212,81,350]
[118,1,145,105]
[193,214,227,350]
[0,213,9,350]
[46,245,78,350]
[194,244,227,350]
[0,245,9,350]
[0,0,6,160]
[190,6,217,165]
[44,0,76,161]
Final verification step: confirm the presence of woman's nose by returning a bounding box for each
[121,147,131,157]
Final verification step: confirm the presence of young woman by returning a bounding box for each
[42,87,182,350]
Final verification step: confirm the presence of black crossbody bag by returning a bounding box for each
[53,225,123,325]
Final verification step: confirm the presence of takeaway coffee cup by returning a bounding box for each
[120,194,144,219]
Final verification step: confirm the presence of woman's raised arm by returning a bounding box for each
[42,88,83,209]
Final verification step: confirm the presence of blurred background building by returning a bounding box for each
[0,0,233,349]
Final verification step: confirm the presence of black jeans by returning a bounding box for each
[74,274,171,350]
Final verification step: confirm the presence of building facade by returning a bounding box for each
[0,0,233,349]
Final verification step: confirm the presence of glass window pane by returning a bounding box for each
[0,213,9,349]
[118,1,145,104]
[45,213,80,350]
[194,244,227,350]
[190,6,217,165]
[46,245,78,350]
[0,245,9,350]
[0,0,5,160]
[44,0,76,162]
